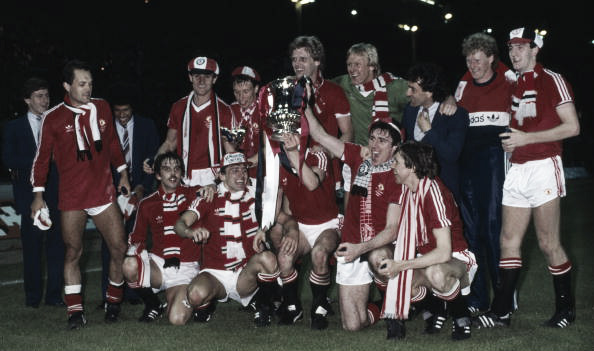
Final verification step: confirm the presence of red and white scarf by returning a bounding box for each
[356,73,397,123]
[382,177,433,320]
[512,67,538,126]
[181,91,223,178]
[160,186,188,260]
[63,95,102,160]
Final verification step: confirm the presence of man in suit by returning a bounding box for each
[100,93,159,305]
[2,77,64,308]
[401,63,468,334]
[402,63,468,202]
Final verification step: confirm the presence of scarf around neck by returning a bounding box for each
[512,64,540,126]
[356,72,397,123]
[64,95,102,161]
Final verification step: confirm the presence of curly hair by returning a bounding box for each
[461,32,500,71]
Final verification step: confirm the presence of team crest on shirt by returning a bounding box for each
[544,188,552,196]
[253,122,258,129]
[281,177,288,186]
[375,183,384,197]
[65,124,74,133]
[99,118,107,132]
[156,215,163,224]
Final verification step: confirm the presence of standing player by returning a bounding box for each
[455,32,516,314]
[379,141,477,341]
[229,66,262,179]
[175,153,280,327]
[123,152,211,325]
[31,60,130,329]
[333,42,408,145]
[271,133,340,330]
[474,27,580,329]
[151,57,234,187]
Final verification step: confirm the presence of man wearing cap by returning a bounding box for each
[152,56,234,187]
[454,32,516,315]
[474,27,580,329]
[30,60,131,329]
[229,66,262,179]
[2,77,64,309]
[175,152,280,327]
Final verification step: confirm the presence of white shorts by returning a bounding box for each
[200,267,257,307]
[452,249,478,296]
[336,257,373,286]
[185,168,218,187]
[502,156,566,208]
[298,217,340,248]
[150,254,200,291]
[85,202,112,216]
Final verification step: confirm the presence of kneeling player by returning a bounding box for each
[122,152,212,325]
[175,153,280,327]
[378,141,477,341]
[270,133,340,329]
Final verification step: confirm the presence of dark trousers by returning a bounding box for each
[20,207,64,305]
[459,145,505,310]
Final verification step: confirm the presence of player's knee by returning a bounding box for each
[341,317,364,332]
[122,258,138,282]
[64,244,83,262]
[187,283,208,307]
[258,251,278,271]
[168,311,189,326]
[426,265,446,290]
[310,245,329,268]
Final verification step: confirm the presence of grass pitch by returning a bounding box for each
[1,179,593,351]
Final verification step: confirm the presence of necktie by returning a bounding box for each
[122,128,131,173]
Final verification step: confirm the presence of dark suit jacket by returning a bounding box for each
[402,103,468,200]
[2,115,59,214]
[113,115,159,194]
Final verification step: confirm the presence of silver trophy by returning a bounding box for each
[220,126,247,146]
[265,77,306,141]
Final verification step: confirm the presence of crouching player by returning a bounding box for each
[378,141,477,341]
[175,152,280,327]
[271,133,340,329]
[122,152,213,325]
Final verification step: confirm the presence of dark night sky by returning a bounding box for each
[1,0,592,136]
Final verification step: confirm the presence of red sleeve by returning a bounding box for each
[387,182,404,205]
[342,143,362,170]
[217,100,234,129]
[167,99,183,130]
[31,113,54,190]
[423,181,452,230]
[128,198,149,251]
[332,84,351,119]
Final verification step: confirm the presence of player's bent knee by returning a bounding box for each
[168,311,189,326]
[122,258,138,282]
[187,284,208,307]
